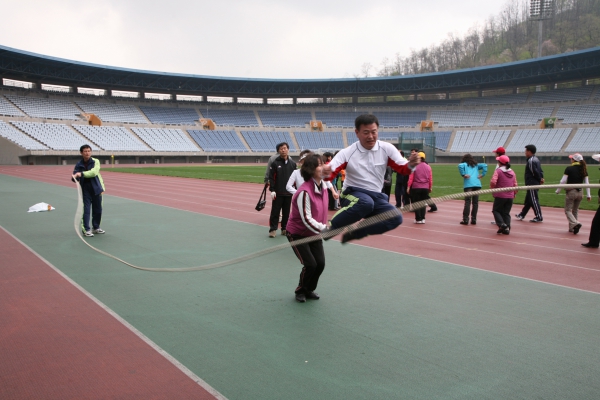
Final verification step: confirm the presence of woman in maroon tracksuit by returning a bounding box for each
[286,154,330,303]
[490,155,518,235]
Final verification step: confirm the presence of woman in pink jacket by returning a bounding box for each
[407,152,432,224]
[490,155,518,235]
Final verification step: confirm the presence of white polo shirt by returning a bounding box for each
[329,140,411,193]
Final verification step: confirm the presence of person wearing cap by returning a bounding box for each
[490,147,507,224]
[490,155,518,234]
[555,153,592,234]
[268,142,296,238]
[407,151,432,224]
[582,154,600,248]
[516,144,545,222]
[321,114,419,243]
[458,153,488,225]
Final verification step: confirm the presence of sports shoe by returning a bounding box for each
[515,214,524,221]
[470,220,477,225]
[92,228,105,234]
[581,243,599,248]
[341,231,355,244]
[427,209,437,213]
[83,230,94,237]
[529,218,543,223]
[295,293,306,302]
[491,221,497,225]
[416,220,425,224]
[281,229,287,236]
[460,220,468,225]
[306,292,320,300]
[502,226,510,235]
[573,224,582,234]
[269,230,276,238]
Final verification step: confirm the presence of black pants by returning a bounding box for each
[382,185,391,202]
[588,206,600,246]
[394,176,409,207]
[81,187,102,232]
[287,233,325,294]
[269,195,292,232]
[411,188,430,222]
[519,188,542,220]
[492,197,513,227]
[463,187,480,222]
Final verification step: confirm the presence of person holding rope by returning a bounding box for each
[286,153,330,302]
[516,144,544,222]
[555,153,591,234]
[321,114,419,243]
[72,144,105,237]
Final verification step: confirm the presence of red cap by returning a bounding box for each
[493,147,505,155]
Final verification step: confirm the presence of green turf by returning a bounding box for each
[110,163,600,210]
[2,174,600,399]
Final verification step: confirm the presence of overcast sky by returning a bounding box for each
[1,0,508,79]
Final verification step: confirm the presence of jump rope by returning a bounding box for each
[73,180,600,272]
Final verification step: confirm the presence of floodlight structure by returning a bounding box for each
[530,0,554,58]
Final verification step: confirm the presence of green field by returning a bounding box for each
[110,163,600,210]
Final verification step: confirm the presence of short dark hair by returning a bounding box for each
[80,144,92,153]
[410,148,419,153]
[355,114,379,130]
[525,144,537,154]
[276,142,289,151]
[300,153,322,182]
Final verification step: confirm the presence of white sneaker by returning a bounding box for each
[92,228,105,234]
[83,230,94,237]
[418,220,426,224]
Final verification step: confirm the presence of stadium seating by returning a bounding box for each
[6,94,81,120]
[488,107,554,126]
[294,131,344,150]
[257,111,312,127]
[556,104,600,124]
[240,131,296,152]
[188,130,249,152]
[199,109,258,127]
[564,128,600,153]
[529,86,594,103]
[449,130,511,153]
[505,128,572,153]
[397,131,452,151]
[314,111,368,128]
[430,110,489,127]
[11,121,89,150]
[462,93,528,106]
[140,106,200,125]
[376,111,428,128]
[0,121,48,150]
[0,96,25,116]
[73,125,151,152]
[131,127,200,151]
[77,102,148,124]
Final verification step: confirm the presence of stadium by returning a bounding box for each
[2,1,600,398]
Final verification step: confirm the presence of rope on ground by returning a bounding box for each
[74,182,600,272]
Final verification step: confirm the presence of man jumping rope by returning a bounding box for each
[322,114,419,243]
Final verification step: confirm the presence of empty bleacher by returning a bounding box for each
[73,125,151,152]
[77,102,148,124]
[188,130,248,152]
[488,107,554,126]
[556,104,600,124]
[462,93,528,106]
[505,128,572,153]
[396,131,452,151]
[0,96,25,116]
[0,121,48,150]
[139,106,200,125]
[430,110,489,127]
[376,111,428,128]
[529,86,594,103]
[131,127,200,151]
[294,131,344,150]
[449,130,511,153]
[257,111,312,127]
[240,131,296,152]
[11,121,89,150]
[6,95,82,120]
[565,128,600,153]
[314,111,368,128]
[199,109,258,127]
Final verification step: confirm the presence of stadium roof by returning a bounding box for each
[1,45,600,99]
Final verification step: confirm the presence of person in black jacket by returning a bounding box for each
[268,142,296,237]
[516,144,545,222]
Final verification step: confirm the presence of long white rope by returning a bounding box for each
[74,181,600,272]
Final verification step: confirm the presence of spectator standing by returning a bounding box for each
[490,155,518,235]
[286,154,330,302]
[555,153,591,234]
[490,146,506,224]
[582,154,600,248]
[458,154,487,225]
[394,150,410,208]
[72,144,106,237]
[287,151,339,203]
[516,144,544,222]
[407,152,432,224]
[382,166,393,201]
[268,142,296,238]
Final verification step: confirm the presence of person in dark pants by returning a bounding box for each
[268,142,296,237]
[382,165,393,201]
[490,155,518,235]
[72,144,105,237]
[407,152,432,224]
[458,153,487,225]
[394,150,410,208]
[516,144,544,222]
[582,154,600,248]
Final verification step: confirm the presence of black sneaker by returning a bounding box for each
[341,231,355,244]
[581,243,599,248]
[573,224,582,234]
[529,218,543,223]
[460,220,468,225]
[306,292,320,300]
[515,214,524,221]
[497,224,507,234]
[502,226,510,235]
[470,220,477,225]
[295,293,306,302]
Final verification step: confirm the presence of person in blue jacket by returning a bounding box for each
[72,144,106,237]
[458,154,487,225]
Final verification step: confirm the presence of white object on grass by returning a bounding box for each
[28,202,55,212]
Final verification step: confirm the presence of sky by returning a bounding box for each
[0,0,508,80]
